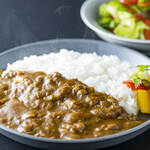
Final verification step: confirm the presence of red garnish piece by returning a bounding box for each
[144,29,150,40]
[134,14,145,21]
[122,80,147,90]
[119,0,138,5]
[143,19,150,40]
[144,19,150,26]
[109,29,114,33]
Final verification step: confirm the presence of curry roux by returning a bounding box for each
[0,71,144,139]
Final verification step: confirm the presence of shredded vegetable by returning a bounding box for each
[98,0,150,40]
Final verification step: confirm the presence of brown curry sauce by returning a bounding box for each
[0,71,144,139]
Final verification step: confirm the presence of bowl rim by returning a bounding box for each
[80,0,150,44]
[0,38,150,144]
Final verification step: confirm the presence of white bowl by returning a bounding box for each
[80,0,150,52]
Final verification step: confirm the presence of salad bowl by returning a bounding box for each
[80,0,150,52]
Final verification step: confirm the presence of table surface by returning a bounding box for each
[0,0,150,150]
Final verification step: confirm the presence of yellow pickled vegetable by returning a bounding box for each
[137,89,150,114]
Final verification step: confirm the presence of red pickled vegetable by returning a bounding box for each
[123,80,147,90]
[144,19,150,40]
[119,0,138,5]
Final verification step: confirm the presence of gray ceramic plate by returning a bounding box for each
[0,39,150,150]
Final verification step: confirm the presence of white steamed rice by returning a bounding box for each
[6,49,138,115]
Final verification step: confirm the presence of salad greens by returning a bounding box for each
[114,19,148,39]
[98,0,150,40]
[130,65,150,88]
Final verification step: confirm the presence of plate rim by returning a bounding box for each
[0,38,150,59]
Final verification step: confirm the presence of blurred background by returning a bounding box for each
[0,0,98,53]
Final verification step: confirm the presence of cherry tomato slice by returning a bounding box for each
[119,0,138,5]
[143,19,150,40]
[144,29,150,40]
[134,14,145,21]
[122,80,147,90]
[144,19,150,27]
[109,29,114,33]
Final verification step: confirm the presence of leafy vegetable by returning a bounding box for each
[99,17,116,29]
[130,65,150,88]
[139,0,147,2]
[106,1,128,23]
[99,3,110,17]
[114,18,148,39]
[128,5,141,13]
[98,0,150,40]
